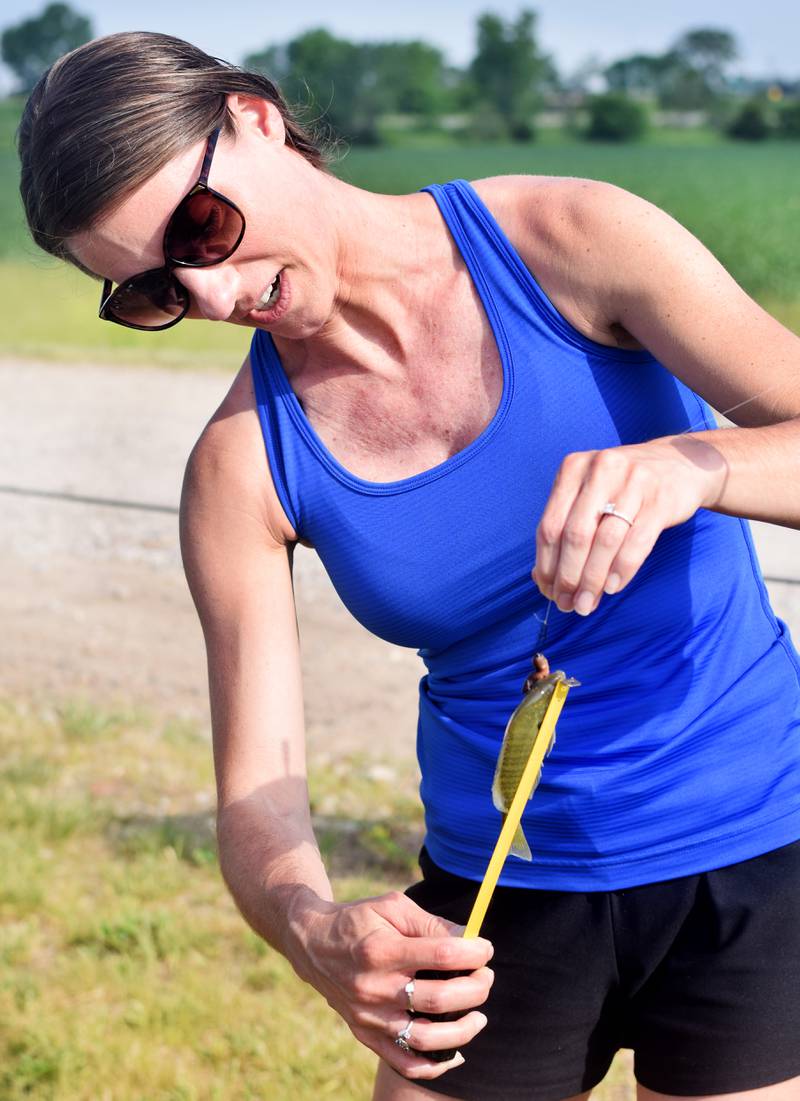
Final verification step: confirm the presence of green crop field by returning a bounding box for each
[2,96,799,366]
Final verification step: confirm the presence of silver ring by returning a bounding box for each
[394,1017,414,1053]
[404,979,416,1013]
[599,502,634,528]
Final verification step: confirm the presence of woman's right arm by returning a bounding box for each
[177,374,493,1080]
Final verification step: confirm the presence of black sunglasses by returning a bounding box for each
[98,127,246,331]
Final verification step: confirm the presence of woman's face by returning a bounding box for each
[69,96,336,335]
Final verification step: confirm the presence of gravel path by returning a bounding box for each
[0,357,422,762]
[2,357,798,765]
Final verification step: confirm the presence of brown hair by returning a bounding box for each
[18,30,334,276]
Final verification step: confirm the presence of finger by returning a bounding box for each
[368,1002,478,1081]
[389,1010,488,1055]
[573,498,642,615]
[409,968,495,1015]
[534,452,593,599]
[372,893,471,943]
[369,931,493,975]
[550,482,633,616]
[361,1023,467,1081]
[604,503,664,595]
[375,1044,466,1082]
[371,889,479,951]
[351,965,495,1037]
[548,453,633,610]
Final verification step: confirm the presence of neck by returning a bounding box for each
[271,173,456,386]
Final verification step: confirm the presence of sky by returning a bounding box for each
[2,0,799,94]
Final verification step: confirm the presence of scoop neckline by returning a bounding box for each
[260,185,515,496]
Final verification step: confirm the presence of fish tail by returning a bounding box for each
[509,822,533,862]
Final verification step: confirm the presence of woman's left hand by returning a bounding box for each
[532,435,727,616]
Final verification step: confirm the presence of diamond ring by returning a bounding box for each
[394,1016,414,1053]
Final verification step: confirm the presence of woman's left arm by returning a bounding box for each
[530,180,800,616]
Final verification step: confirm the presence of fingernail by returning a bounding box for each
[555,592,572,611]
[477,937,494,958]
[453,1052,465,1066]
[575,590,594,615]
[476,1013,489,1029]
[605,574,621,594]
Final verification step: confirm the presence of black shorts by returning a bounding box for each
[404,840,800,1100]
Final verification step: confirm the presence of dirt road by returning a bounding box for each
[2,358,799,766]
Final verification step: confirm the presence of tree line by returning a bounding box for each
[3,3,800,143]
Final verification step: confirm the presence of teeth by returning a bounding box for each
[254,272,281,311]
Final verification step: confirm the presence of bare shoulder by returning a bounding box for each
[181,356,299,549]
[467,174,649,351]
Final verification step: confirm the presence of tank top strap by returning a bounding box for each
[418,179,565,338]
[421,178,648,360]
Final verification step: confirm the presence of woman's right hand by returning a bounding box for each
[288,889,495,1081]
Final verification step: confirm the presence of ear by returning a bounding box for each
[224,93,286,145]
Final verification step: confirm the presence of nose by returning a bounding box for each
[173,264,240,322]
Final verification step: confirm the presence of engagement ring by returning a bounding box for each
[394,1017,414,1053]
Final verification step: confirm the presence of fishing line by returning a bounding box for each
[530,371,800,653]
[534,599,552,651]
[676,372,800,437]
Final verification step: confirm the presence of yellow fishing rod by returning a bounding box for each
[464,675,573,938]
[412,657,577,1061]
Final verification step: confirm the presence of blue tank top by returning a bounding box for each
[250,178,800,890]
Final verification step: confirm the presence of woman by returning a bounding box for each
[19,30,800,1101]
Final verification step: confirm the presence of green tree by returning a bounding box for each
[604,53,673,98]
[778,101,800,139]
[655,49,716,110]
[468,9,557,138]
[247,29,372,141]
[372,41,450,120]
[727,100,770,141]
[584,93,648,141]
[246,31,451,143]
[1,2,92,94]
[604,29,739,111]
[657,28,739,109]
[671,27,738,96]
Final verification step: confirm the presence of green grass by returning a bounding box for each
[338,138,800,304]
[3,94,800,365]
[0,258,251,367]
[0,694,636,1099]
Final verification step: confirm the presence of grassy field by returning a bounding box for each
[2,96,799,365]
[0,695,635,1100]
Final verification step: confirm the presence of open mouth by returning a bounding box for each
[247,268,290,323]
[254,271,282,311]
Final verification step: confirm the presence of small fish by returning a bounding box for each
[491,656,580,861]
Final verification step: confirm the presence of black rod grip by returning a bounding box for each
[410,969,472,1062]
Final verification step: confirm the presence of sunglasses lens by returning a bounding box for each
[165,190,244,264]
[106,270,188,329]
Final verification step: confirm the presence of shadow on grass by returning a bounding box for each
[106,809,423,877]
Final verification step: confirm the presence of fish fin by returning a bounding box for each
[526,761,545,801]
[545,727,557,757]
[491,718,513,812]
[491,770,505,814]
[510,823,533,862]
